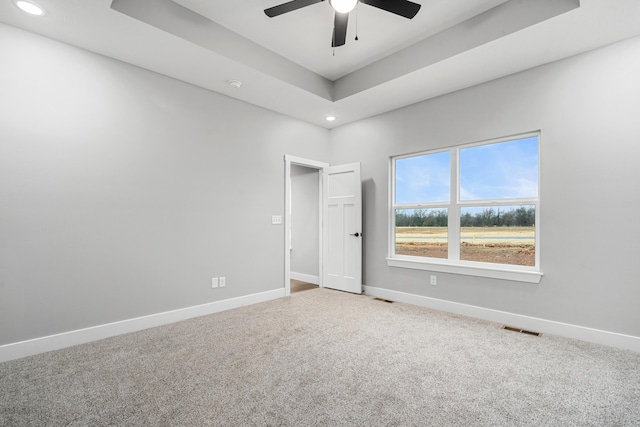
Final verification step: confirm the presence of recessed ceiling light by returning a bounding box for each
[15,0,46,16]
[325,116,337,122]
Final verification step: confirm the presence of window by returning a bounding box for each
[389,133,541,283]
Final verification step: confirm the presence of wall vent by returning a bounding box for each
[502,325,542,337]
[373,297,394,303]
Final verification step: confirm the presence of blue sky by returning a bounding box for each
[395,136,538,204]
[460,136,538,200]
[395,151,450,204]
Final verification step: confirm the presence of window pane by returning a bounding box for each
[395,208,448,259]
[460,206,535,266]
[395,151,450,204]
[460,136,538,201]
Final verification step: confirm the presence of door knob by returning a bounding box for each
[350,232,362,237]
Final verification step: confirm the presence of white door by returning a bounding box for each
[322,163,362,294]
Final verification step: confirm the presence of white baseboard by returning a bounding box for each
[0,288,286,363]
[364,286,640,353]
[290,272,319,285]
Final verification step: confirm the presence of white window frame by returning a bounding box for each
[387,132,543,284]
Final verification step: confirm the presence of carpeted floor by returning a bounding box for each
[1,288,639,426]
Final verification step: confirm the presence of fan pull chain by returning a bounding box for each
[355,4,359,41]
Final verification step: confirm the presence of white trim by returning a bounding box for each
[0,288,285,363]
[290,272,320,285]
[285,155,328,170]
[285,158,292,296]
[386,257,543,284]
[317,170,323,288]
[284,155,328,297]
[364,286,640,353]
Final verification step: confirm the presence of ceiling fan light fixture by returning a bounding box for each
[329,0,358,14]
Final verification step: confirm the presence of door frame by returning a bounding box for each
[284,155,329,296]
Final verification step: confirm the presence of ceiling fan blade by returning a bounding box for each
[360,0,421,19]
[264,0,324,17]
[332,12,349,47]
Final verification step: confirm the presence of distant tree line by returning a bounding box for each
[396,206,535,227]
[396,209,448,227]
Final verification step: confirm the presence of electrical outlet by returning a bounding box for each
[219,276,226,287]
[211,277,219,288]
[430,275,437,286]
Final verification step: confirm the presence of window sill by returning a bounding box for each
[386,257,543,284]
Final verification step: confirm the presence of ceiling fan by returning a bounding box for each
[264,0,421,47]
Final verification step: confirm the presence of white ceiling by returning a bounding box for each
[1,0,640,129]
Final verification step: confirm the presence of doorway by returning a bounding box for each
[284,156,363,295]
[290,164,320,293]
[284,156,328,296]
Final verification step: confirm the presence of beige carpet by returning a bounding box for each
[1,288,639,426]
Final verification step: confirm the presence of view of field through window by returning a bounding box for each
[459,205,535,266]
[395,208,448,259]
[395,206,535,266]
[393,135,538,268]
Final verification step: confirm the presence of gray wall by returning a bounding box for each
[290,165,319,279]
[2,21,639,348]
[329,35,640,338]
[0,24,329,345]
